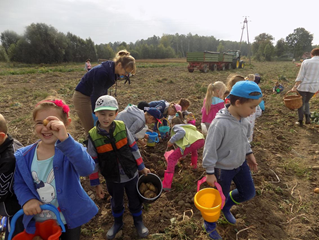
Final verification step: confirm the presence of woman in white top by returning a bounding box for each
[292,48,319,126]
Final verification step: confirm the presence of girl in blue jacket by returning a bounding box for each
[14,97,98,240]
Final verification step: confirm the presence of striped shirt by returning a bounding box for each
[296,56,319,93]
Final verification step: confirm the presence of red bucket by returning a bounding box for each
[8,204,66,240]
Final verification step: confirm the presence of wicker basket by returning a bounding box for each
[283,90,303,110]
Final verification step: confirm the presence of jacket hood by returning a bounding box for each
[126,106,145,121]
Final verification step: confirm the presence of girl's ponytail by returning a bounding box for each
[171,111,184,125]
[204,84,214,114]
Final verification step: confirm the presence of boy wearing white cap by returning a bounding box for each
[87,95,150,239]
[202,81,262,239]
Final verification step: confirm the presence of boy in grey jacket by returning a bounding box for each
[202,81,262,240]
[116,105,162,145]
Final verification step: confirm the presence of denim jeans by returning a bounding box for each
[106,175,142,215]
[297,91,315,121]
[214,160,255,203]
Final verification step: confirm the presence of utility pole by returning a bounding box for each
[239,16,251,64]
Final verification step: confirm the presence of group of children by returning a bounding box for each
[0,72,264,240]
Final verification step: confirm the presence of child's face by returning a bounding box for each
[167,106,176,116]
[34,108,65,145]
[145,114,156,124]
[234,98,262,118]
[95,110,118,130]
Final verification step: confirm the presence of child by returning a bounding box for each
[163,112,205,191]
[87,95,151,239]
[13,97,98,240]
[273,81,284,94]
[201,81,227,130]
[202,81,262,239]
[0,114,24,240]
[84,59,92,71]
[116,105,162,146]
[245,73,261,85]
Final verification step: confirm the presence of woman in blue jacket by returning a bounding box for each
[73,50,136,134]
[14,97,98,240]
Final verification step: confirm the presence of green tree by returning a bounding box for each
[96,44,114,60]
[252,33,274,61]
[0,30,21,53]
[217,42,224,53]
[275,38,287,57]
[0,46,9,62]
[286,28,313,59]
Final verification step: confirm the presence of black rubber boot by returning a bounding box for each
[133,215,149,238]
[106,216,123,239]
[305,114,311,124]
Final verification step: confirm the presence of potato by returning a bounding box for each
[43,119,49,126]
[144,190,157,199]
[314,188,319,194]
[139,182,148,195]
[143,190,152,198]
[146,182,156,192]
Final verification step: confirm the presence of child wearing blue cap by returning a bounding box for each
[202,81,262,239]
[116,105,162,146]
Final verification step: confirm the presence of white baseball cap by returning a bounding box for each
[94,95,118,112]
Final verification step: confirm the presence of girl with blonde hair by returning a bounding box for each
[73,50,136,134]
[201,81,227,129]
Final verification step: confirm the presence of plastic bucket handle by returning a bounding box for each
[8,204,66,240]
[197,177,225,209]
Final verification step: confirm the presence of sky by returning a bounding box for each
[1,0,319,46]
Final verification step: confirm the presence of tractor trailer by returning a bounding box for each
[186,50,244,73]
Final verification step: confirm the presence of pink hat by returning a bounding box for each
[174,104,182,112]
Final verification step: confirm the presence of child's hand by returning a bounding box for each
[23,199,42,215]
[167,141,173,148]
[95,185,105,199]
[140,167,150,176]
[137,139,147,147]
[246,154,258,172]
[144,134,149,139]
[44,116,69,142]
[206,174,217,188]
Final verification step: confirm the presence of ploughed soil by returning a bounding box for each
[1,60,319,239]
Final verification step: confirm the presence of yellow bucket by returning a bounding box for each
[194,188,222,222]
[194,177,225,222]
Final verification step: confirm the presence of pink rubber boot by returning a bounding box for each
[191,155,198,169]
[162,171,174,191]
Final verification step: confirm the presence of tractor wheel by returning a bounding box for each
[236,60,240,68]
[239,62,245,69]
[200,64,209,73]
[188,68,194,73]
[221,64,226,71]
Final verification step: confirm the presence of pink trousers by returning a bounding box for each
[163,139,205,190]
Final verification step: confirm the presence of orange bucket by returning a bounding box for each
[194,177,225,222]
[8,204,66,240]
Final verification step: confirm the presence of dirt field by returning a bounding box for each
[1,60,319,240]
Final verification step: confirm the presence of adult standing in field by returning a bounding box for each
[292,48,319,127]
[73,50,136,134]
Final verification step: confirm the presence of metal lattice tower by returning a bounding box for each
[240,16,251,63]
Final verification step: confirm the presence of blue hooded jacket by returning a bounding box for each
[13,135,98,234]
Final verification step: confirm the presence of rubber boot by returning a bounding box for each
[190,155,198,169]
[203,221,222,240]
[133,215,149,238]
[221,192,237,225]
[106,215,124,239]
[305,114,311,124]
[162,171,174,191]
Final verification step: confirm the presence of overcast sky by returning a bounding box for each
[1,0,318,46]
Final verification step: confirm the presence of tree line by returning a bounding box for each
[0,23,317,64]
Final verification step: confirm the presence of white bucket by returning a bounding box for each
[135,125,148,139]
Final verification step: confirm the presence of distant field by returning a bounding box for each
[136,58,186,63]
